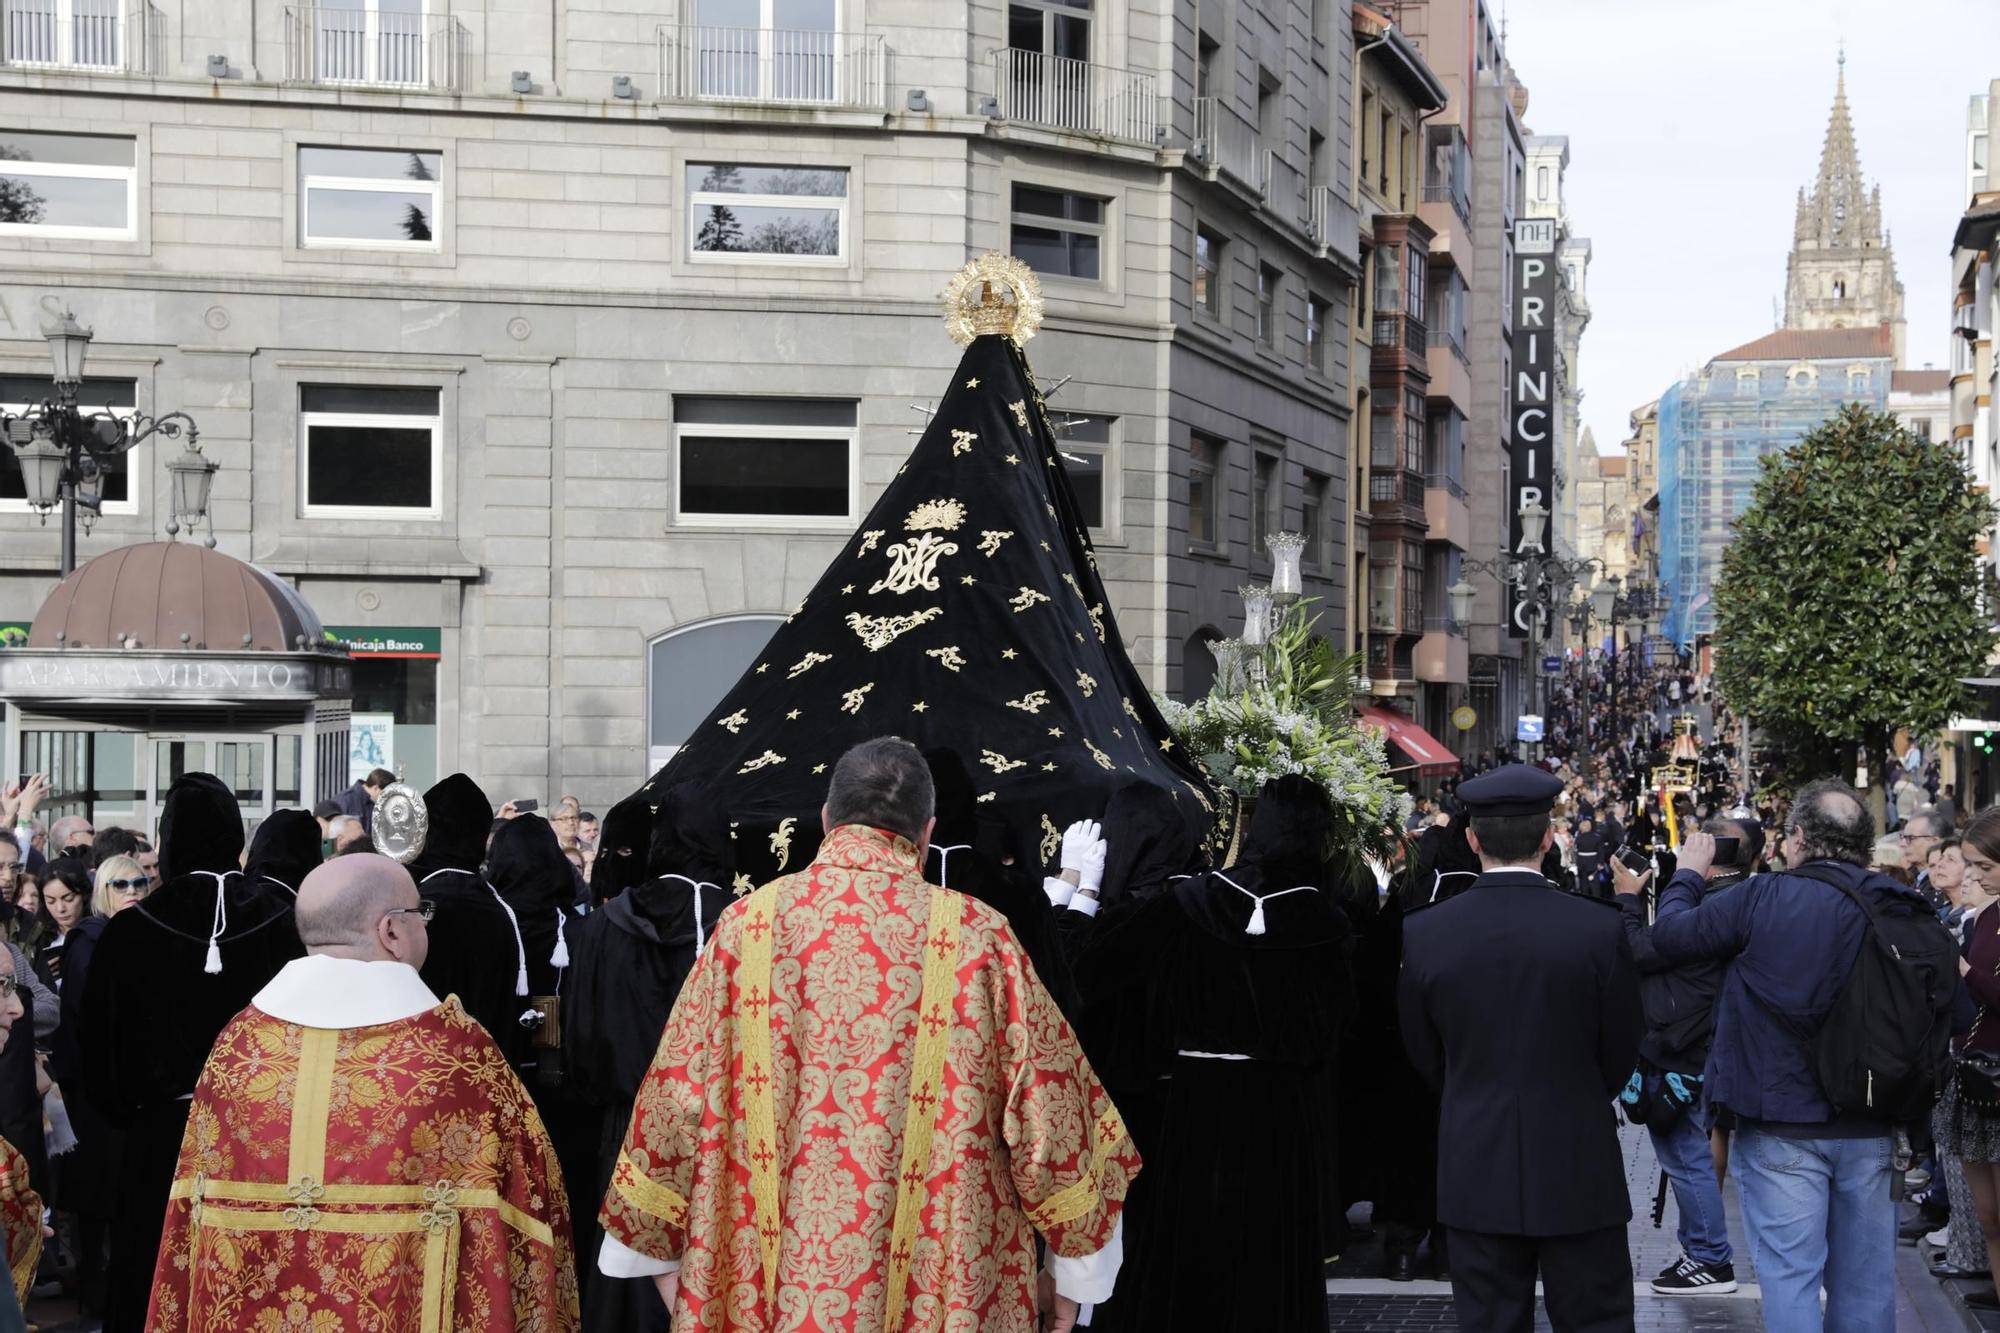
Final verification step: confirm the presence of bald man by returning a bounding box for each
[147,855,580,1333]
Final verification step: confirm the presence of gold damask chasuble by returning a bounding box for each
[0,1136,39,1308]
[147,999,579,1333]
[602,825,1139,1332]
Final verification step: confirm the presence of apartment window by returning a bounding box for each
[1256,264,1279,348]
[300,147,441,250]
[1194,225,1225,318]
[0,130,135,239]
[1301,472,1327,569]
[687,163,848,262]
[310,0,430,86]
[1359,91,1376,186]
[1008,0,1090,60]
[0,376,135,510]
[1378,109,1393,194]
[1537,164,1550,200]
[673,395,856,525]
[1196,30,1217,99]
[1305,291,1327,372]
[1373,243,1400,313]
[1402,542,1424,631]
[1403,389,1426,474]
[1913,417,1934,442]
[300,384,442,519]
[1425,409,1465,489]
[1370,410,1397,469]
[1188,434,1220,547]
[1369,541,1397,629]
[691,0,837,101]
[1428,269,1467,356]
[1011,185,1104,282]
[1404,243,1427,320]
[1257,70,1279,144]
[1251,452,1280,554]
[1057,415,1112,529]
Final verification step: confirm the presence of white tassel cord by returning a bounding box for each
[550,909,570,970]
[928,844,972,890]
[197,870,229,974]
[658,875,724,954]
[1211,872,1318,936]
[421,868,529,997]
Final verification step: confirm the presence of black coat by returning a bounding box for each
[1398,867,1642,1236]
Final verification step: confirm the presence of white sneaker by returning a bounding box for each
[1927,1227,1951,1248]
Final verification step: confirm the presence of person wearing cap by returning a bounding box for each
[74,773,304,1333]
[1398,763,1643,1331]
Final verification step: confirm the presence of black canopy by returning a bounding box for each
[639,332,1215,885]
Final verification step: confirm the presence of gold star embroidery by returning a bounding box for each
[1048,727,1064,739]
[732,873,755,896]
[912,701,929,713]
[841,584,855,595]
[961,575,975,585]
[813,763,828,774]
[1001,648,1019,660]
[966,377,980,389]
[755,663,769,674]
[1041,762,1057,772]
[1040,541,1052,553]
[1005,454,1020,466]
[1159,737,1175,752]
[786,709,802,721]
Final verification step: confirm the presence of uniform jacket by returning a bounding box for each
[1398,867,1642,1236]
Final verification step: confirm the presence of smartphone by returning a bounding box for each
[1617,846,1652,874]
[1710,835,1740,866]
[514,798,540,814]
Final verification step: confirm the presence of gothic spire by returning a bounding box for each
[1805,55,1873,249]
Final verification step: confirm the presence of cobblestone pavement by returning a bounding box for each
[1326,1124,1976,1332]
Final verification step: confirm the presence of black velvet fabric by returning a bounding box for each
[243,808,322,894]
[637,333,1216,877]
[80,778,302,1333]
[487,816,580,1000]
[588,795,654,904]
[1098,780,1206,911]
[408,775,522,1051]
[1402,805,1482,909]
[569,787,732,1333]
[1078,860,1353,1333]
[923,749,1076,1016]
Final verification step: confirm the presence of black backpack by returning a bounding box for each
[1790,864,1958,1121]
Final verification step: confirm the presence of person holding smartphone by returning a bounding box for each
[1611,814,1763,1295]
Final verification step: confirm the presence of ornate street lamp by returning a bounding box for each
[165,438,220,548]
[1446,577,1476,629]
[2,306,209,575]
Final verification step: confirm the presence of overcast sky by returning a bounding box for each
[1498,0,2000,455]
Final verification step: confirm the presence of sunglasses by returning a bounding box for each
[106,878,148,893]
[383,900,436,925]
[0,977,18,1000]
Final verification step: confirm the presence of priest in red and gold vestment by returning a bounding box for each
[148,853,579,1333]
[600,738,1139,1332]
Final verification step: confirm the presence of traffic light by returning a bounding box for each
[1978,731,1996,756]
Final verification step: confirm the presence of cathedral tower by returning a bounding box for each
[1783,54,1907,364]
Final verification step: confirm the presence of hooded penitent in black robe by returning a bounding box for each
[409,773,528,1053]
[568,782,731,1333]
[586,794,653,906]
[1053,779,1207,983]
[242,807,323,895]
[1079,776,1352,1333]
[80,774,303,1333]
[922,748,1077,1015]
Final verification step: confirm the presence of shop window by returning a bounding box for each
[300,146,442,250]
[647,614,785,772]
[1056,415,1112,529]
[1011,184,1105,283]
[299,383,442,518]
[687,163,848,262]
[672,395,856,526]
[0,129,136,239]
[0,375,135,512]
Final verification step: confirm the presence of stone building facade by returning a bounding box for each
[0,0,1365,819]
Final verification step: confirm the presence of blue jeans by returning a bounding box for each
[1733,1126,1897,1333]
[1649,1112,1731,1265]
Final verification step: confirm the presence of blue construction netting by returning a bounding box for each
[1656,355,1890,648]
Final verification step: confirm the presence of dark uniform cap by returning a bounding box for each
[1456,763,1565,818]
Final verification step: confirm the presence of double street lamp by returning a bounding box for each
[3,308,216,576]
[1443,499,1610,643]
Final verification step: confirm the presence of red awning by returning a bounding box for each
[1357,706,1462,777]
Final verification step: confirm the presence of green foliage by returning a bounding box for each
[1712,403,1994,785]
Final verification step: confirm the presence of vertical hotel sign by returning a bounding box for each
[1507,218,1559,638]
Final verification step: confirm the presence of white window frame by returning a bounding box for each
[299,148,442,252]
[0,394,139,516]
[312,0,431,89]
[1054,416,1118,539]
[5,0,125,70]
[299,398,444,521]
[0,136,136,241]
[687,165,849,267]
[671,420,858,530]
[1008,183,1107,286]
[1256,263,1279,347]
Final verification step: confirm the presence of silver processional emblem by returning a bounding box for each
[371,782,429,864]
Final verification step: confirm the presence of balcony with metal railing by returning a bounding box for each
[993,47,1156,141]
[1307,184,1360,268]
[658,24,884,109]
[283,4,470,91]
[2,0,161,72]
[1191,96,1266,197]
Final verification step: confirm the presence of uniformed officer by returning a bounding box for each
[1398,763,1644,1333]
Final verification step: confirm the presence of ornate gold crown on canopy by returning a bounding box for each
[943,253,1044,346]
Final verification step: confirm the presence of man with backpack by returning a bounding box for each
[1622,779,1957,1333]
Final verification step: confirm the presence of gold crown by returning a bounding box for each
[942,253,1044,346]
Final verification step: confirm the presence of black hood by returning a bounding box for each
[1238,775,1335,888]
[407,773,493,878]
[647,781,733,887]
[485,816,576,918]
[590,795,654,903]
[1100,780,1204,908]
[243,809,321,893]
[925,749,978,850]
[158,773,245,885]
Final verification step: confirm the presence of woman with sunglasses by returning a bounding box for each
[91,857,149,919]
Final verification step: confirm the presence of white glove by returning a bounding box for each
[1077,835,1107,896]
[1059,820,1101,875]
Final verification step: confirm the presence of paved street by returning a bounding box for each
[1326,1125,1977,1332]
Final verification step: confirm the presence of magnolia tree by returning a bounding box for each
[1712,403,1995,807]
